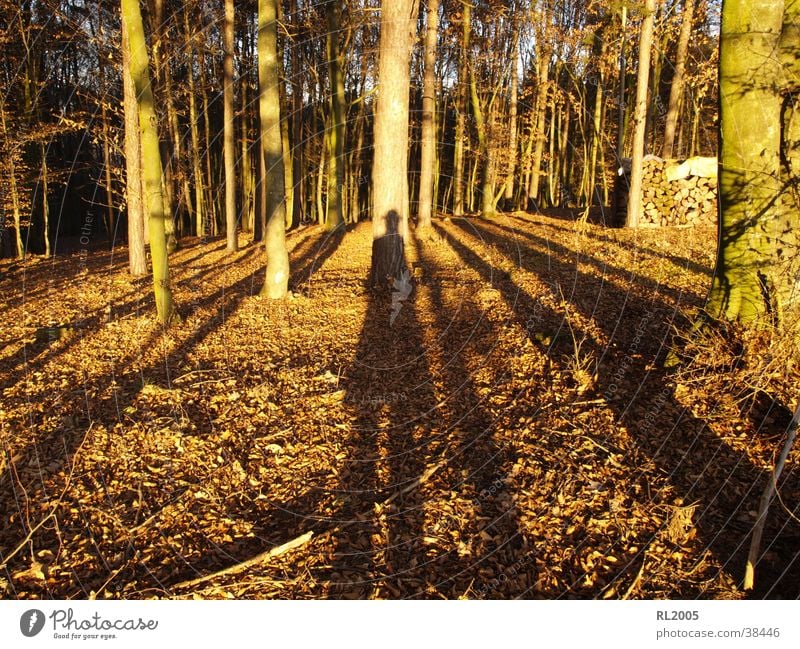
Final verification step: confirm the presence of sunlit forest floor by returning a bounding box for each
[1,212,798,599]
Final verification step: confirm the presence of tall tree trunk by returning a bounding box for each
[663,0,694,159]
[259,0,290,299]
[617,5,628,161]
[418,0,439,230]
[290,0,303,229]
[100,61,115,241]
[370,0,420,287]
[223,0,238,251]
[625,0,657,228]
[706,0,786,322]
[325,1,345,230]
[452,1,470,216]
[39,142,50,257]
[504,30,520,211]
[122,18,146,276]
[122,0,176,324]
[468,45,495,218]
[588,74,604,205]
[199,42,216,237]
[529,55,551,202]
[185,8,206,238]
[151,0,176,252]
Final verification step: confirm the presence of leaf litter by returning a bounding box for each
[1,213,798,599]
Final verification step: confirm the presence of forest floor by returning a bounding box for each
[1,212,798,599]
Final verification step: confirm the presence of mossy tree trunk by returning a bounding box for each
[121,0,176,324]
[258,0,290,299]
[369,0,420,288]
[706,0,796,323]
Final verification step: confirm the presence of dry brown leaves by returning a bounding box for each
[0,214,797,600]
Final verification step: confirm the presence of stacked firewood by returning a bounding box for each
[639,155,717,227]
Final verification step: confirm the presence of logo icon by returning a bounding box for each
[20,609,45,637]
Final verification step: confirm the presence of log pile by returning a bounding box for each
[640,155,717,227]
[613,155,717,227]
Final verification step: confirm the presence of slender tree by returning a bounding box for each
[626,0,657,227]
[224,0,238,251]
[452,0,470,216]
[259,0,290,299]
[325,1,345,230]
[121,0,176,324]
[663,0,695,159]
[504,26,520,211]
[370,0,421,287]
[418,0,439,230]
[122,17,146,276]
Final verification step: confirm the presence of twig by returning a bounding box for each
[744,400,800,591]
[622,551,649,600]
[384,460,445,504]
[0,423,93,571]
[172,531,315,591]
[171,459,447,591]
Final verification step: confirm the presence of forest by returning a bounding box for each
[0,0,799,600]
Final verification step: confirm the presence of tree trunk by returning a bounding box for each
[706,0,787,322]
[452,1,470,216]
[617,5,628,161]
[504,30,520,211]
[100,67,115,241]
[469,45,495,218]
[529,55,551,203]
[663,0,694,159]
[625,0,657,228]
[370,0,420,287]
[185,8,205,238]
[418,0,439,230]
[259,0,290,299]
[325,1,345,231]
[223,0,238,252]
[122,20,147,271]
[122,0,176,324]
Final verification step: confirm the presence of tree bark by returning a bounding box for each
[370,0,420,287]
[706,0,787,322]
[325,1,345,230]
[663,0,694,159]
[122,0,176,324]
[122,18,146,275]
[259,0,290,299]
[625,0,657,228]
[504,29,520,211]
[452,1,470,216]
[184,8,206,238]
[418,0,439,230]
[223,0,238,251]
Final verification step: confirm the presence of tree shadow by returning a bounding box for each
[440,216,799,597]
